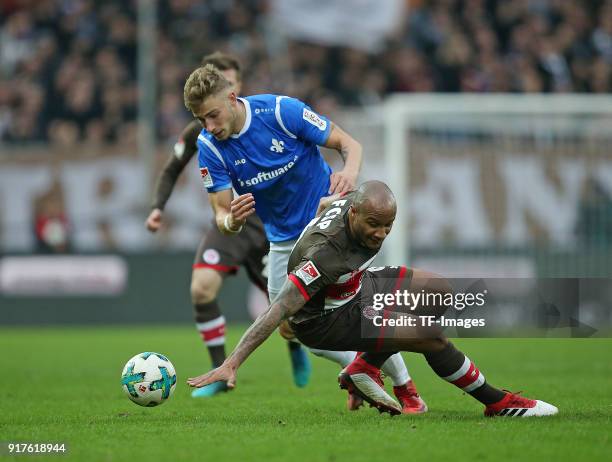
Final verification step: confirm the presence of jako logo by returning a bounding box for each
[270,139,285,153]
[238,156,298,188]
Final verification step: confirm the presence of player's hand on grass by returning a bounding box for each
[187,362,237,389]
[145,208,163,232]
[329,169,357,195]
[228,193,256,229]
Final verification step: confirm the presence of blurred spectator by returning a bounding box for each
[1,0,611,145]
[33,181,71,254]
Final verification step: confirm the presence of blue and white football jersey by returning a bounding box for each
[197,94,333,242]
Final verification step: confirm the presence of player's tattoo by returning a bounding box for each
[228,279,306,367]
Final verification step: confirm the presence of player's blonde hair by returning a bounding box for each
[183,64,231,112]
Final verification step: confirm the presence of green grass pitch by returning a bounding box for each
[1,326,610,461]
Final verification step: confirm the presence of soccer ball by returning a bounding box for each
[121,352,177,407]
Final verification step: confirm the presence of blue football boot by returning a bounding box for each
[191,380,228,398]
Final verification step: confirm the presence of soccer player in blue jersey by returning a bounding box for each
[183,65,427,413]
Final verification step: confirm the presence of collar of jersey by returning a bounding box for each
[230,97,251,139]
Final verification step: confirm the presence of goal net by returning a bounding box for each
[374,94,612,279]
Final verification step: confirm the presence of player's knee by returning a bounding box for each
[190,272,222,304]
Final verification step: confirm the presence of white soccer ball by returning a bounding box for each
[121,352,177,407]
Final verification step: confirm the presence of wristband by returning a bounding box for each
[224,214,243,234]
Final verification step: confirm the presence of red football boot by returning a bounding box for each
[393,380,428,414]
[338,356,401,415]
[484,391,558,417]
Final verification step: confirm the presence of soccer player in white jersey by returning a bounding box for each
[183,65,427,413]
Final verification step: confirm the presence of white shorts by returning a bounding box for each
[267,239,297,302]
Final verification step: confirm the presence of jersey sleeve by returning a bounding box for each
[177,120,202,162]
[151,121,203,210]
[287,246,344,301]
[197,136,233,193]
[277,97,332,146]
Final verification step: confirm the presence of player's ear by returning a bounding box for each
[228,91,237,105]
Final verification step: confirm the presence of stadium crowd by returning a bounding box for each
[1,0,611,145]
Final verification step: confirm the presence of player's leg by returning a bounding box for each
[190,266,231,398]
[331,267,424,413]
[267,240,311,387]
[308,348,357,367]
[378,353,427,413]
[348,268,558,417]
[191,267,226,367]
[190,231,240,398]
[354,336,556,417]
[337,351,426,413]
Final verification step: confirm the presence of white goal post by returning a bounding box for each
[382,93,612,269]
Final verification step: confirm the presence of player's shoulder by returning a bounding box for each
[245,93,278,104]
[196,127,216,148]
[296,226,343,260]
[243,94,278,118]
[247,94,304,110]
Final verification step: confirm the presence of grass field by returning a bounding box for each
[1,326,610,461]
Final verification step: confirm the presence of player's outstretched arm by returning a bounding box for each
[145,156,184,232]
[146,122,200,232]
[209,189,256,234]
[324,123,362,195]
[187,278,306,389]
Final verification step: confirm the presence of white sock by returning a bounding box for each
[381,353,411,386]
[309,349,357,367]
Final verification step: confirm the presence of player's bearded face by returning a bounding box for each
[349,205,395,250]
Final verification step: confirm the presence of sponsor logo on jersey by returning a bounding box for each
[174,139,185,159]
[203,249,220,265]
[200,167,214,188]
[303,108,327,131]
[270,138,285,153]
[296,261,321,285]
[237,155,298,188]
[254,107,274,114]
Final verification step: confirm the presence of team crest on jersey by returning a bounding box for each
[199,167,213,187]
[270,138,285,153]
[362,306,378,320]
[296,261,321,286]
[302,108,327,131]
[203,249,220,265]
